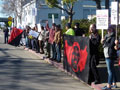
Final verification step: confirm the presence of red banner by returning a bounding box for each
[8,27,23,46]
[63,35,90,83]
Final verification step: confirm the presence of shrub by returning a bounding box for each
[61,18,105,60]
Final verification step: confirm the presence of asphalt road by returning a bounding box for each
[0,30,93,90]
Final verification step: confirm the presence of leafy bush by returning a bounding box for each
[61,18,105,60]
[61,18,97,35]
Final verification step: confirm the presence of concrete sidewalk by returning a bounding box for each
[24,48,120,90]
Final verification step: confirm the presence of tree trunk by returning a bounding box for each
[105,0,109,9]
[14,13,17,27]
[95,0,101,9]
[68,13,73,24]
[19,15,22,25]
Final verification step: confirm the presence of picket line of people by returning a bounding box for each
[21,22,86,63]
[7,21,120,89]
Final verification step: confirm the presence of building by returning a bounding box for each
[20,0,61,28]
[19,0,113,28]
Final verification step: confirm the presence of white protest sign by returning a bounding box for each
[37,23,41,32]
[29,30,39,38]
[111,1,119,25]
[52,14,55,23]
[96,9,108,29]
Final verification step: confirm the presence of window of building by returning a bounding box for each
[48,13,59,19]
[83,9,90,19]
[39,0,46,5]
[91,9,96,15]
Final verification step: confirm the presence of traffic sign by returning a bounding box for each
[8,16,12,21]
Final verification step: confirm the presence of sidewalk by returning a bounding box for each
[23,47,120,90]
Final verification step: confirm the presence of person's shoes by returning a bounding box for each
[57,61,61,63]
[36,51,39,53]
[46,56,50,58]
[93,80,100,84]
[40,52,44,54]
[102,86,111,90]
[111,85,117,88]
[42,56,46,60]
[49,58,53,60]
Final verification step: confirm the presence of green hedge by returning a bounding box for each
[61,18,96,36]
[61,18,105,59]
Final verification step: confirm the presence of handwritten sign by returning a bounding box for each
[111,1,119,25]
[29,30,39,38]
[96,9,108,29]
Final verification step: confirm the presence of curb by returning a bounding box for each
[24,47,103,90]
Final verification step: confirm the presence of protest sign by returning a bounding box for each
[111,1,119,25]
[29,30,39,38]
[96,9,108,29]
[96,9,108,39]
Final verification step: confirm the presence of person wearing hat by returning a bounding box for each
[101,25,117,90]
[65,23,75,36]
[74,22,85,36]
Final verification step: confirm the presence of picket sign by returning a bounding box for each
[111,1,119,40]
[96,9,109,39]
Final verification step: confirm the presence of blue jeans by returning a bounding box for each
[4,34,8,43]
[51,43,56,59]
[25,37,29,47]
[56,44,61,62]
[105,58,117,85]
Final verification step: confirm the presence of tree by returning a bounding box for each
[92,0,101,9]
[1,0,26,26]
[45,0,77,24]
[105,0,109,9]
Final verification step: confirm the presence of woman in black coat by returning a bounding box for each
[88,24,101,84]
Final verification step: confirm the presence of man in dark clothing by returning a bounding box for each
[74,23,85,36]
[3,27,9,44]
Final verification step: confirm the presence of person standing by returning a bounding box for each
[54,24,62,62]
[46,21,56,60]
[74,23,85,37]
[65,23,75,36]
[43,27,49,58]
[88,24,101,84]
[3,27,9,44]
[101,25,117,90]
[38,26,45,54]
[114,39,120,70]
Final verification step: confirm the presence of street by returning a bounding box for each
[0,31,93,90]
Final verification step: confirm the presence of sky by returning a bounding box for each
[0,0,8,18]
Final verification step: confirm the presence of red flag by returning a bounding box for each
[63,35,90,83]
[8,27,23,46]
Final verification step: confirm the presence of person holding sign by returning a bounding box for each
[46,21,56,60]
[101,25,117,90]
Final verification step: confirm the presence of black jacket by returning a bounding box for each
[90,33,101,65]
[103,33,117,59]
[75,28,85,36]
